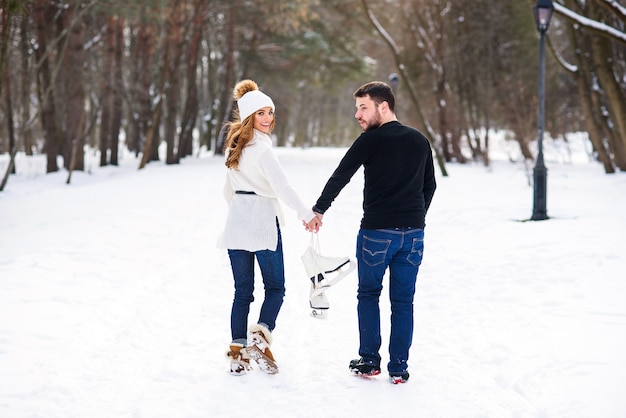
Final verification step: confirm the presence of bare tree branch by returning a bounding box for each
[359,0,448,176]
[554,2,626,45]
[546,34,578,74]
[599,0,626,22]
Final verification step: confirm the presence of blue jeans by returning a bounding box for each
[228,225,285,345]
[356,227,424,374]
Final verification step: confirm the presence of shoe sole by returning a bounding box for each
[246,345,279,374]
[351,369,381,378]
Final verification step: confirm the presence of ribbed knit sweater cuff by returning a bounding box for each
[312,205,326,215]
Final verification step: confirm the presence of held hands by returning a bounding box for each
[303,212,324,233]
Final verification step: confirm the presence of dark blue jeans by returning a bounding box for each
[356,227,424,374]
[228,226,285,345]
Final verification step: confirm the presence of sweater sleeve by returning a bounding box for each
[258,147,316,223]
[313,136,367,214]
[223,172,234,204]
[423,145,437,213]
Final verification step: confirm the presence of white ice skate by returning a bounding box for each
[301,234,356,318]
[309,285,329,319]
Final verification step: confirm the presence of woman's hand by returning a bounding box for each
[303,213,323,232]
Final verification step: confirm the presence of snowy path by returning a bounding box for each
[1,146,625,417]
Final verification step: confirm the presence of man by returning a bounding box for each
[307,81,436,384]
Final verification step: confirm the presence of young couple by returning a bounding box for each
[218,79,436,384]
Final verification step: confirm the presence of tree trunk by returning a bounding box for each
[589,10,626,169]
[126,19,141,155]
[131,16,156,158]
[164,0,183,165]
[4,69,16,175]
[0,0,15,176]
[110,16,124,166]
[215,1,236,155]
[139,97,163,169]
[33,0,60,173]
[99,15,115,167]
[20,13,33,156]
[63,5,86,175]
[136,19,157,161]
[0,0,6,100]
[0,146,16,192]
[564,11,615,173]
[178,0,207,161]
[435,71,451,162]
[563,0,626,171]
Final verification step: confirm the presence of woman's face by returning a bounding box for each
[253,107,274,133]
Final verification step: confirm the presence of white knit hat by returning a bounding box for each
[237,89,275,121]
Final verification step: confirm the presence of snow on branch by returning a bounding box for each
[361,0,400,55]
[547,35,578,74]
[601,0,626,21]
[554,3,626,45]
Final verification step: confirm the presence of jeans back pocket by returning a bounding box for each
[407,236,424,267]
[362,236,391,267]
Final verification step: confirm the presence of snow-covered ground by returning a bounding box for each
[1,134,625,417]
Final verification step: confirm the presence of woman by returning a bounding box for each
[218,80,321,375]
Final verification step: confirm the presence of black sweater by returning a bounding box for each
[313,121,436,229]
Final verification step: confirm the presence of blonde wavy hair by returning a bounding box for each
[223,80,275,169]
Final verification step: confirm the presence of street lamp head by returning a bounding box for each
[534,0,554,32]
[388,73,399,91]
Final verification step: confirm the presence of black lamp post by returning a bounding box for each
[531,0,554,221]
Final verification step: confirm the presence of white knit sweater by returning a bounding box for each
[217,130,316,251]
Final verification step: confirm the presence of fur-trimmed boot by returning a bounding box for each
[245,324,278,374]
[226,343,252,376]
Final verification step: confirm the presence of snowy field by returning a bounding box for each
[1,134,625,418]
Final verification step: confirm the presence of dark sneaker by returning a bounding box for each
[389,371,410,384]
[349,358,381,376]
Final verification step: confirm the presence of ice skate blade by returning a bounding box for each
[310,308,328,319]
[301,248,350,276]
[309,290,329,308]
[321,258,350,273]
[309,260,356,298]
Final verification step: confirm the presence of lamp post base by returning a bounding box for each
[531,163,548,221]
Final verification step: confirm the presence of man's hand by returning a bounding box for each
[304,212,324,232]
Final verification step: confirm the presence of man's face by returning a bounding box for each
[354,95,382,131]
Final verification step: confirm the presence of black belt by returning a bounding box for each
[235,190,256,195]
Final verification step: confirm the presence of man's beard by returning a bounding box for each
[364,109,382,131]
